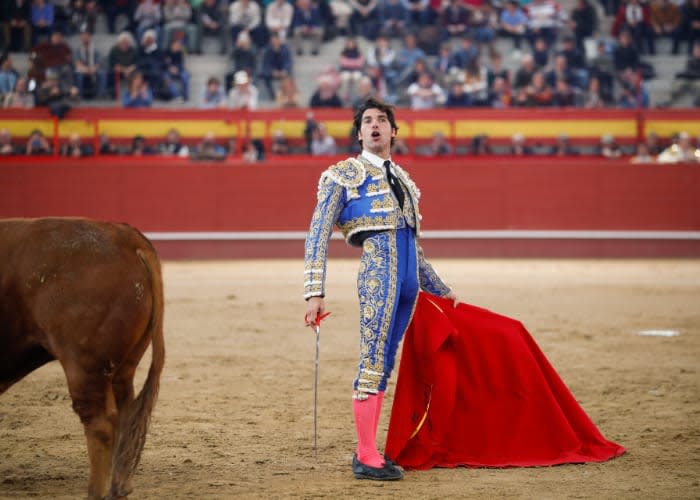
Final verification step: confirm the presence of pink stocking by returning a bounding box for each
[353,394,384,467]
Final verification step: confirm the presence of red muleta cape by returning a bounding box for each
[385,292,626,469]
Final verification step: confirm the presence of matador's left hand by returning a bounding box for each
[444,290,459,307]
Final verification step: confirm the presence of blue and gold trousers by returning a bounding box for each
[354,226,419,397]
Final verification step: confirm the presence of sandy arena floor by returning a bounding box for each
[1,259,699,499]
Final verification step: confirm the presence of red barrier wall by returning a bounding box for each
[2,156,699,258]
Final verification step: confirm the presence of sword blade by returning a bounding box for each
[313,323,320,457]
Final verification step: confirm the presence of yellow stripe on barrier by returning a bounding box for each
[58,120,95,137]
[0,120,54,136]
[645,120,700,137]
[413,120,452,138]
[454,120,637,138]
[98,120,239,138]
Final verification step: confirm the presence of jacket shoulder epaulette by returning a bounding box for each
[320,157,367,189]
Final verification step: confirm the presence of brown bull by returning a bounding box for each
[0,217,165,499]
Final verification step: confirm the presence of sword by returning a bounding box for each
[311,311,331,458]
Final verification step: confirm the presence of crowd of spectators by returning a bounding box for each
[0,0,699,112]
[0,0,699,161]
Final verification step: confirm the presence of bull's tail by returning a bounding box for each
[110,244,165,497]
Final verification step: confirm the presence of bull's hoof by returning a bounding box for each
[105,486,132,499]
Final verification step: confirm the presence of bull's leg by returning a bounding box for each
[108,368,137,498]
[64,367,118,500]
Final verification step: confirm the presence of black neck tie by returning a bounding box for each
[384,160,405,210]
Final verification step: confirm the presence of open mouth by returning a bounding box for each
[371,131,381,138]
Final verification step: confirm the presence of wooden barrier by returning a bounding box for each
[2,108,699,157]
[2,156,698,258]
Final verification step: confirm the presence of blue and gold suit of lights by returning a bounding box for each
[304,154,451,397]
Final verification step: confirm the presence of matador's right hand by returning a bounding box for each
[304,296,326,329]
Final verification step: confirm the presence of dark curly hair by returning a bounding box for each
[352,97,399,148]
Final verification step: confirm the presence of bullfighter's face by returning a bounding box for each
[357,108,396,159]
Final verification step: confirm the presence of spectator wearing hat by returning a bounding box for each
[228,70,259,110]
[3,0,32,52]
[73,29,107,99]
